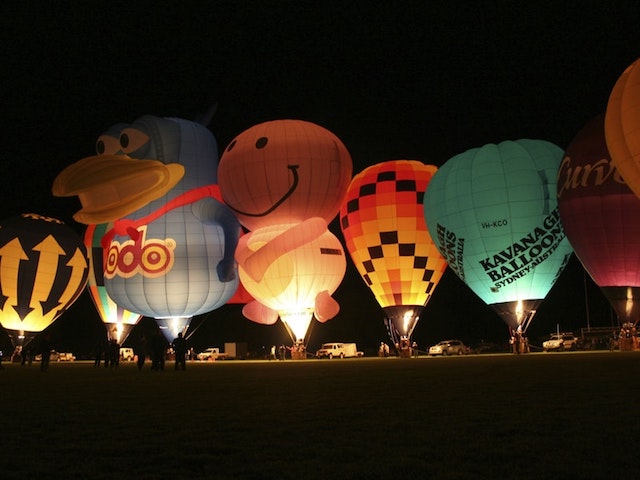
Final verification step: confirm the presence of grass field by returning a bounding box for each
[0,351,638,480]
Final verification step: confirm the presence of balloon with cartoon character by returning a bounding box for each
[53,115,241,342]
[218,119,352,346]
[0,214,88,347]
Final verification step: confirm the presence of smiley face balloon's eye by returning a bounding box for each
[255,137,268,149]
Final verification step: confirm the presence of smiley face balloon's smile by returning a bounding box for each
[218,119,352,231]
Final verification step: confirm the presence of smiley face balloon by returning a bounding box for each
[218,120,353,344]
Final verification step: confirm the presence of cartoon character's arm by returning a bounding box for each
[236,217,328,283]
[191,197,241,282]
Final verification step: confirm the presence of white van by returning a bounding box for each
[315,343,363,359]
[119,347,135,362]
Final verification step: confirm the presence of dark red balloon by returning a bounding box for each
[558,114,640,324]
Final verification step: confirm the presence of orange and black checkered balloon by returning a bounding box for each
[339,160,447,336]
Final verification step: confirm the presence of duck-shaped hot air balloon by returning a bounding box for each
[53,115,241,341]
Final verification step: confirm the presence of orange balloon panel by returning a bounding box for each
[340,161,447,313]
[218,119,353,232]
[605,57,640,198]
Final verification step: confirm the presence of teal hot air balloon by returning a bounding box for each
[424,140,573,339]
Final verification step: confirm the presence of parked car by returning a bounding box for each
[543,333,579,352]
[119,347,135,362]
[428,340,470,356]
[197,347,228,361]
[34,350,75,362]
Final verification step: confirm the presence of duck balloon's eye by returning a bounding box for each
[95,134,121,155]
[119,128,150,154]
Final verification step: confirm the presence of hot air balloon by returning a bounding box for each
[339,160,447,351]
[558,115,640,350]
[53,115,241,342]
[605,57,640,199]
[0,214,88,347]
[84,223,142,344]
[424,140,574,347]
[218,119,352,349]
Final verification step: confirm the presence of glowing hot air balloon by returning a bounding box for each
[558,115,640,345]
[84,223,142,344]
[0,214,88,347]
[218,119,352,347]
[605,57,640,199]
[339,160,447,347]
[424,140,574,338]
[53,115,241,342]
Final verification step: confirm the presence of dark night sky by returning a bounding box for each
[1,1,639,354]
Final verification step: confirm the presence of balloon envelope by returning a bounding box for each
[605,57,640,199]
[0,214,88,345]
[424,140,574,331]
[558,115,640,324]
[340,160,447,340]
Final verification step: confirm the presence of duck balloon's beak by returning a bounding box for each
[52,154,184,224]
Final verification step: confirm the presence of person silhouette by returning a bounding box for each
[39,335,52,372]
[172,332,187,371]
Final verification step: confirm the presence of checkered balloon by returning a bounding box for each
[339,160,447,339]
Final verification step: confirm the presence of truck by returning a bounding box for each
[542,332,579,352]
[119,347,134,362]
[197,347,229,361]
[315,342,363,359]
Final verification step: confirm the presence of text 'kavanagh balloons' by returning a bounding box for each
[340,160,447,344]
[424,140,574,333]
[0,214,88,345]
[559,114,640,325]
